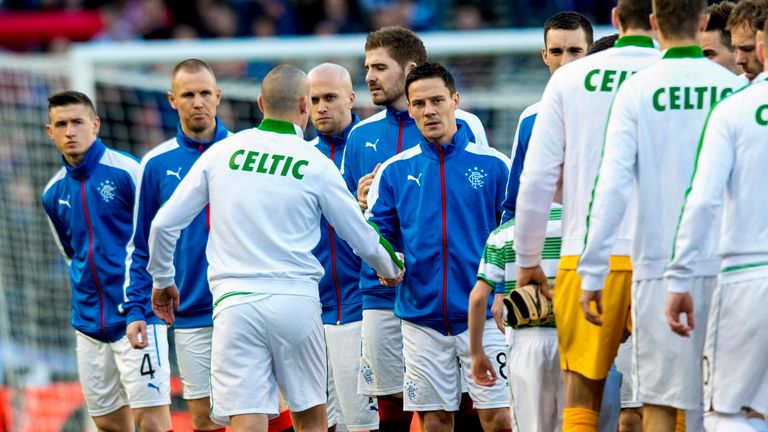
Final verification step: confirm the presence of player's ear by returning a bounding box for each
[45,123,54,140]
[757,32,766,66]
[167,91,177,110]
[92,115,101,135]
[541,47,549,66]
[348,91,356,109]
[404,61,417,75]
[299,95,309,115]
[453,91,460,109]
[215,87,222,106]
[611,7,620,31]
[697,13,710,33]
[649,13,658,32]
[257,96,265,115]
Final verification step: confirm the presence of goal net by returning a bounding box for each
[0,27,610,431]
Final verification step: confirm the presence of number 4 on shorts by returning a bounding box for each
[141,353,156,379]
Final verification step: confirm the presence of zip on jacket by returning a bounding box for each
[124,119,230,329]
[366,125,510,335]
[310,114,366,325]
[147,118,403,311]
[341,107,490,310]
[42,139,157,342]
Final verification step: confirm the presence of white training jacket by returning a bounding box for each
[665,73,768,292]
[514,35,660,268]
[148,119,403,307]
[578,46,748,291]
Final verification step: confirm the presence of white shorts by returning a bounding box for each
[615,338,641,409]
[704,272,768,416]
[174,326,213,400]
[632,277,714,409]
[209,295,326,425]
[326,321,379,431]
[76,324,171,417]
[358,309,403,396]
[506,326,564,432]
[402,319,509,412]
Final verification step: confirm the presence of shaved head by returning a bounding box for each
[260,65,310,117]
[308,63,356,136]
[308,63,353,93]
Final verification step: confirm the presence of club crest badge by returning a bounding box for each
[98,180,117,203]
[465,167,487,189]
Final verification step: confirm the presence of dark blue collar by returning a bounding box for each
[316,113,360,149]
[419,123,470,161]
[385,106,413,126]
[64,138,106,178]
[176,117,229,153]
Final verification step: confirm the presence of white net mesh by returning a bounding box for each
[1,28,613,430]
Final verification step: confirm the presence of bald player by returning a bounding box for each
[147,65,404,432]
[308,63,380,432]
[125,58,229,432]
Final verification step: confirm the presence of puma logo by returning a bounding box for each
[58,195,71,208]
[407,173,422,187]
[147,382,161,394]
[365,139,379,151]
[166,167,182,180]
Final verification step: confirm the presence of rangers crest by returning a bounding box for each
[98,180,117,202]
[465,167,487,189]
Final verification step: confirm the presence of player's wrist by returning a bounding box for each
[516,253,540,268]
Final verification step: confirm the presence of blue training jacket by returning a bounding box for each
[366,125,510,335]
[310,114,364,325]
[42,139,159,342]
[341,107,489,310]
[124,119,230,328]
[500,101,539,222]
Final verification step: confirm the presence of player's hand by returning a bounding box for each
[152,284,180,326]
[666,292,695,337]
[471,353,497,387]
[356,163,381,211]
[518,265,551,299]
[491,293,505,333]
[126,320,148,349]
[580,289,603,326]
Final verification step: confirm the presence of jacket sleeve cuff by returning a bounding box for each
[579,273,607,292]
[152,276,175,289]
[516,253,540,268]
[665,277,692,294]
[126,306,147,325]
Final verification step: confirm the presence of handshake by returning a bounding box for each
[378,252,405,287]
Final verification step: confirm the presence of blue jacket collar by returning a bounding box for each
[64,138,106,178]
[418,123,470,161]
[385,106,413,125]
[176,117,229,153]
[316,113,360,149]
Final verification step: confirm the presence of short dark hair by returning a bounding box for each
[588,34,620,55]
[171,58,216,80]
[706,2,736,49]
[365,26,428,68]
[653,0,707,40]
[544,12,594,47]
[616,0,653,31]
[47,91,97,117]
[727,0,768,34]
[405,62,456,100]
